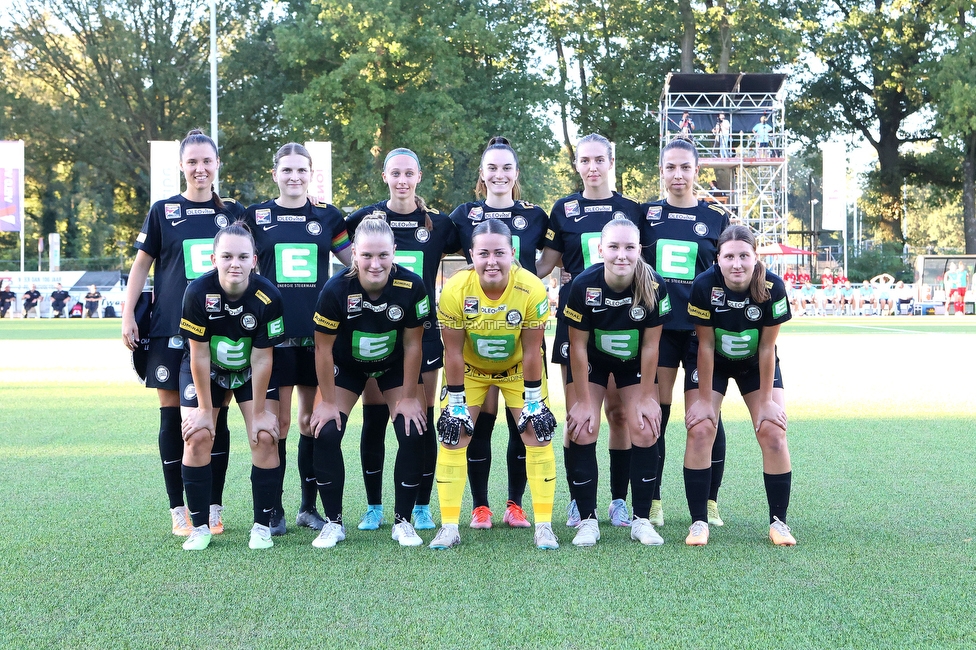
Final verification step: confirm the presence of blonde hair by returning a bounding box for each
[717,225,770,303]
[600,219,658,312]
[347,217,396,278]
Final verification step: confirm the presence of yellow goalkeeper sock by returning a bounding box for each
[435,446,468,525]
[525,444,556,524]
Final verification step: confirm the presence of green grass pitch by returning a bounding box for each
[0,316,974,648]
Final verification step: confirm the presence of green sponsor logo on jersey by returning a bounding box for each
[660,294,671,315]
[594,328,639,360]
[772,297,787,318]
[655,239,698,281]
[394,251,424,277]
[715,328,759,360]
[536,297,550,319]
[275,243,318,283]
[211,336,252,370]
[512,235,521,262]
[268,316,284,338]
[581,232,604,269]
[183,239,215,279]
[417,296,430,319]
[352,330,397,361]
[470,333,516,361]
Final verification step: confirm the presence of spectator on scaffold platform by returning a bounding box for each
[678,112,695,141]
[752,113,773,159]
[713,113,731,158]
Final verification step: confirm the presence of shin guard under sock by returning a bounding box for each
[159,407,184,509]
[360,404,390,506]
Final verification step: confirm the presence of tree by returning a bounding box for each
[793,0,939,244]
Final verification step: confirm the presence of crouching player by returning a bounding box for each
[564,219,671,546]
[684,225,796,546]
[178,223,285,551]
[431,219,559,550]
[309,218,430,549]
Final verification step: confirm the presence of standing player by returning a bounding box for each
[684,225,795,546]
[309,218,430,548]
[122,129,244,538]
[430,219,558,550]
[245,143,352,536]
[449,136,549,529]
[178,223,285,551]
[640,138,730,530]
[564,219,671,546]
[536,133,645,529]
[345,148,461,532]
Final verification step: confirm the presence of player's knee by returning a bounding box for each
[686,421,716,451]
[756,422,788,453]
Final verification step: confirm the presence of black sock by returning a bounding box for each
[505,409,527,505]
[652,404,670,501]
[392,414,422,521]
[608,448,631,501]
[416,407,436,506]
[684,466,711,523]
[764,471,792,523]
[313,413,348,523]
[564,444,575,502]
[210,407,230,505]
[360,404,389,506]
[630,443,659,520]
[297,434,317,511]
[182,463,212,527]
[276,439,287,512]
[570,441,598,520]
[252,465,278,526]
[709,417,726,501]
[467,413,495,509]
[158,407,184,509]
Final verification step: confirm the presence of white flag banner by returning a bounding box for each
[150,141,182,204]
[305,141,333,205]
[0,140,25,233]
[821,141,847,231]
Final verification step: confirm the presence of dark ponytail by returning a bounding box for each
[717,225,770,303]
[180,128,224,210]
[475,136,522,201]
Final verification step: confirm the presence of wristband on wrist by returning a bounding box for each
[524,379,542,403]
[447,385,466,406]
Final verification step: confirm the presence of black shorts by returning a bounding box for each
[565,354,642,389]
[334,360,406,395]
[551,283,572,365]
[179,355,281,407]
[687,358,784,396]
[146,336,186,390]
[421,325,444,372]
[273,344,317,388]
[658,329,698,370]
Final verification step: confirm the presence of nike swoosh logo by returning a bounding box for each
[189,511,201,517]
[649,221,664,227]
[263,225,279,231]
[209,314,225,320]
[163,459,181,465]
[400,482,420,488]
[573,216,587,222]
[641,477,654,482]
[715,308,730,313]
[571,479,592,486]
[592,308,606,313]
[263,508,274,513]
[436,480,450,484]
[425,358,439,366]
[365,470,381,475]
[171,219,187,226]
[347,313,361,319]
[544,477,556,482]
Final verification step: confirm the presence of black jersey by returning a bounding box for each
[313,265,430,372]
[51,289,70,306]
[0,290,15,307]
[136,194,245,338]
[450,200,548,274]
[544,192,643,279]
[179,271,285,372]
[244,198,351,340]
[23,290,40,308]
[346,201,461,299]
[688,266,791,366]
[640,199,729,331]
[563,263,672,362]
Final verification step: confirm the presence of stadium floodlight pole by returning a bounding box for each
[810,198,819,278]
[210,0,219,194]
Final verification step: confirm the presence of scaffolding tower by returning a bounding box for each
[659,73,788,246]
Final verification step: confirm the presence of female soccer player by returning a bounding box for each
[449,136,550,529]
[178,223,285,551]
[345,149,461,532]
[245,143,352,535]
[684,224,796,547]
[431,219,558,550]
[536,133,644,529]
[122,129,244,538]
[564,219,671,546]
[639,138,730,529]
[309,218,430,548]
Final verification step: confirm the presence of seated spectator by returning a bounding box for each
[839,281,856,314]
[0,283,15,318]
[834,269,848,286]
[797,268,811,285]
[50,283,71,318]
[819,283,840,315]
[894,281,914,315]
[856,281,877,315]
[782,265,797,287]
[796,281,816,315]
[22,283,42,318]
[820,267,834,288]
[84,285,102,318]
